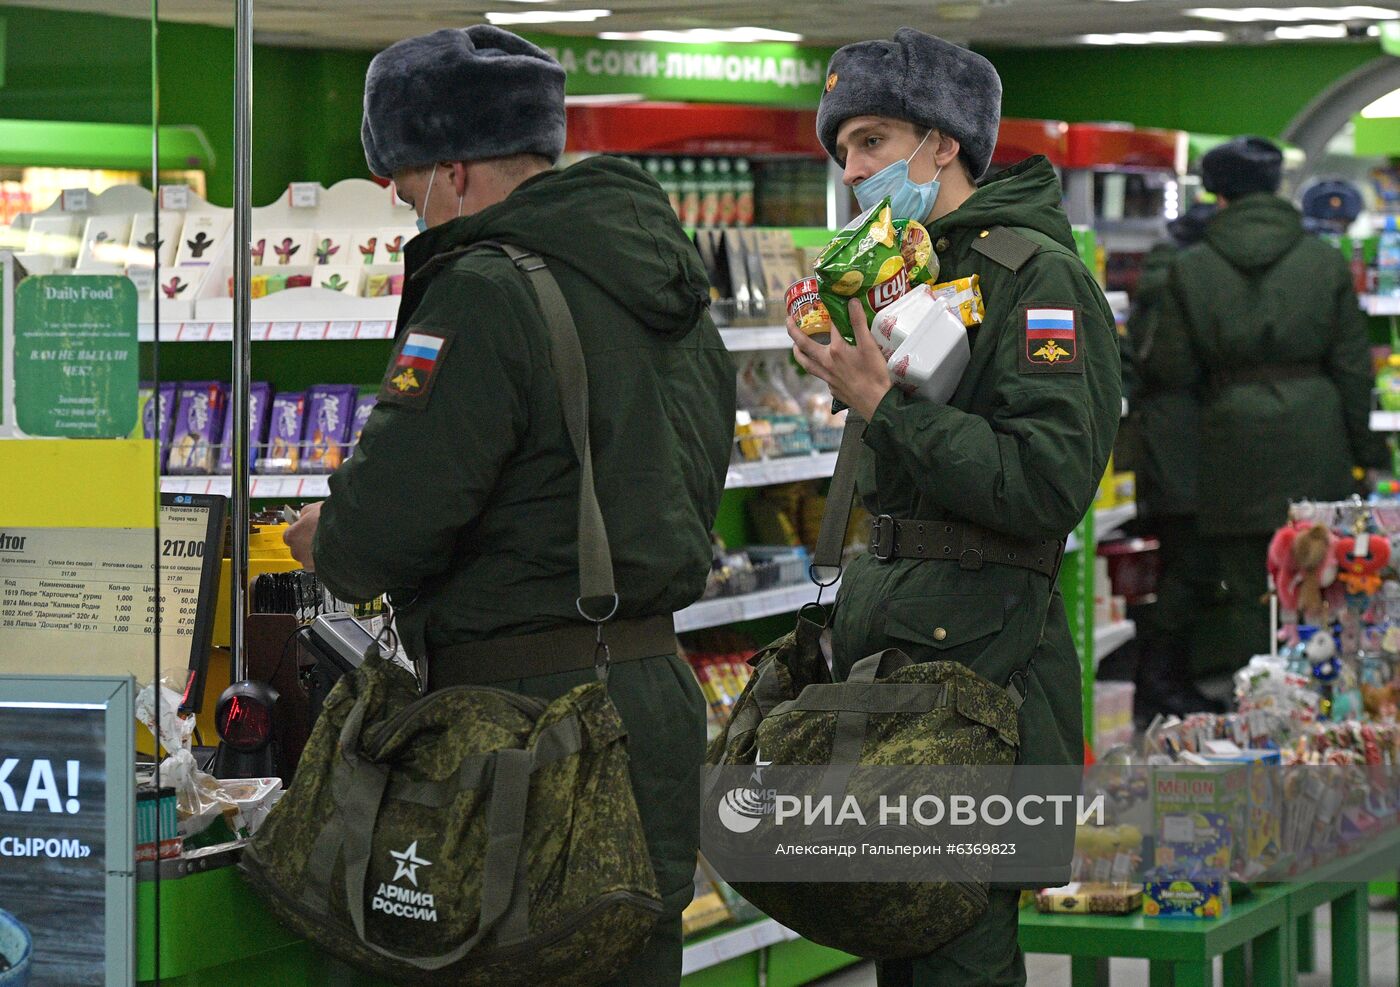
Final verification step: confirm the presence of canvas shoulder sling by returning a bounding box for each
[242,242,663,987]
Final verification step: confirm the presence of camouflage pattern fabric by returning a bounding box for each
[242,652,661,985]
[708,623,1019,960]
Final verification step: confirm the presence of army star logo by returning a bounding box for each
[390,841,432,886]
[826,73,839,92]
[1022,305,1082,375]
[1033,340,1071,364]
[390,367,421,393]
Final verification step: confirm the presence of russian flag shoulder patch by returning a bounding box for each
[1020,305,1082,375]
[380,329,454,409]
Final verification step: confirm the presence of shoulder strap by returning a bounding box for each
[469,241,617,623]
[970,226,1041,273]
[809,412,867,586]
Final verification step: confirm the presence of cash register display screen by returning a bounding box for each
[0,494,225,701]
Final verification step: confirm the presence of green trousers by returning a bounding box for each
[1203,533,1273,680]
[875,889,1026,987]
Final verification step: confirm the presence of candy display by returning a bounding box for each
[301,384,358,474]
[166,381,227,475]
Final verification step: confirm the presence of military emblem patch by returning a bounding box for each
[1020,305,1082,374]
[379,330,452,409]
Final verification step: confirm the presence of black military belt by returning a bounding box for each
[1211,363,1321,390]
[869,515,1064,579]
[427,614,677,690]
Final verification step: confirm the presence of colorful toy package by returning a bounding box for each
[301,384,357,474]
[1153,764,1249,876]
[217,382,272,474]
[1143,869,1231,918]
[814,198,937,344]
[166,381,227,475]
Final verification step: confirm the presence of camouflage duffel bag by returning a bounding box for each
[706,608,1022,960]
[242,650,661,985]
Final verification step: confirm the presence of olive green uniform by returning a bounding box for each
[832,157,1122,986]
[313,158,736,986]
[1125,243,1224,707]
[1146,193,1386,676]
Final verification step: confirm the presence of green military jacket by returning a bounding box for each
[1125,242,1201,520]
[833,156,1122,772]
[313,157,736,662]
[1147,194,1386,535]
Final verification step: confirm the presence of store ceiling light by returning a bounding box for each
[597,27,804,42]
[1273,22,1350,37]
[485,8,611,25]
[1080,30,1229,44]
[1187,6,1399,22]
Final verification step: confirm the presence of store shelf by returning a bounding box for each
[718,326,791,352]
[138,320,395,342]
[682,918,800,975]
[1362,294,1400,317]
[1372,411,1400,432]
[676,581,832,634]
[160,474,330,498]
[1094,619,1136,667]
[726,451,838,488]
[1066,502,1137,553]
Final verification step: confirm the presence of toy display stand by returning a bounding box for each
[8,179,414,324]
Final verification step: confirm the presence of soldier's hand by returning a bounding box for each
[788,299,892,421]
[283,501,324,571]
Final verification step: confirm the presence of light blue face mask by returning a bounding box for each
[414,163,464,233]
[854,130,943,222]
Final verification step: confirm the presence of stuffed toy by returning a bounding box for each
[1335,532,1391,603]
[1268,522,1340,642]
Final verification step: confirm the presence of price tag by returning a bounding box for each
[59,188,90,212]
[297,321,329,340]
[327,321,358,340]
[357,320,392,339]
[159,185,191,211]
[269,322,299,341]
[1161,815,1195,846]
[251,322,271,341]
[177,322,212,342]
[209,323,233,341]
[289,182,320,208]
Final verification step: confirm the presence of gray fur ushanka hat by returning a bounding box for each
[817,28,1002,179]
[362,26,567,178]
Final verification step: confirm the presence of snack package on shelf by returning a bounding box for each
[263,392,307,474]
[216,381,272,475]
[1035,883,1143,916]
[166,381,227,475]
[301,384,358,474]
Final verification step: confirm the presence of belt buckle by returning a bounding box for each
[959,548,984,571]
[870,515,896,562]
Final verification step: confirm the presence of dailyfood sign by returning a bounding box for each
[526,32,836,107]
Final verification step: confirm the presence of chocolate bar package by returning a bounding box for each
[166,381,228,475]
[217,382,272,475]
[263,392,306,474]
[346,393,377,461]
[302,384,358,474]
[143,381,178,470]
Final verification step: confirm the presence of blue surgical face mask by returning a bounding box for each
[854,130,943,222]
[414,163,465,233]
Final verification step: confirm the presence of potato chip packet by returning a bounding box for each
[814,198,938,344]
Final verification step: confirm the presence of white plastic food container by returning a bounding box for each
[884,291,970,405]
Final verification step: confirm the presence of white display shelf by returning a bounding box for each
[1066,502,1137,553]
[1363,294,1400,317]
[160,474,330,498]
[682,918,799,975]
[727,451,838,489]
[718,326,791,351]
[1094,619,1136,667]
[138,319,395,342]
[676,581,832,634]
[1372,410,1400,432]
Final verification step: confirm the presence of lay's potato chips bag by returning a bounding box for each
[814,198,939,344]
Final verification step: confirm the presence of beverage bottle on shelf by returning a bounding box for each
[659,158,681,218]
[1378,354,1400,412]
[1377,215,1400,297]
[1352,238,1371,296]
[699,159,720,228]
[735,159,755,228]
[679,158,701,228]
[717,159,737,227]
[643,157,662,187]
